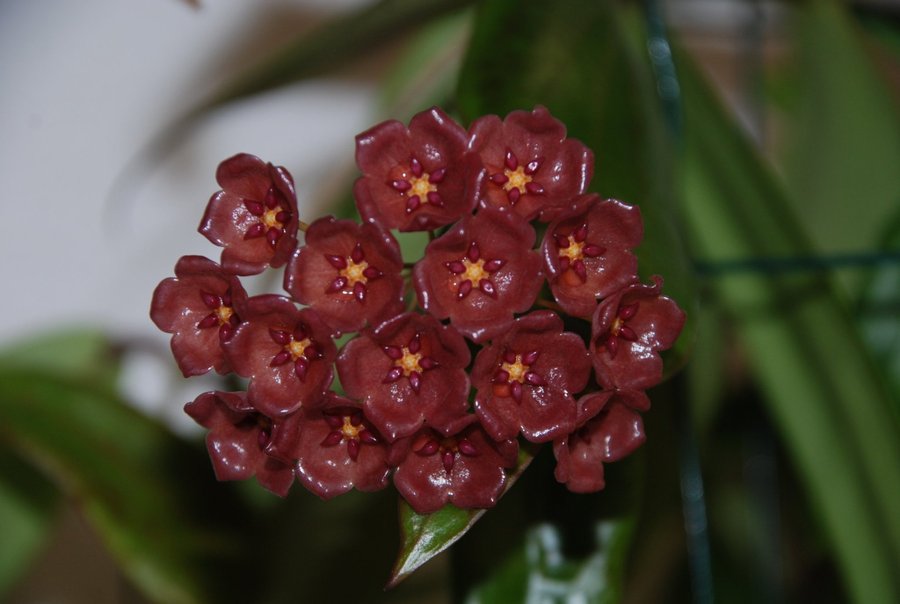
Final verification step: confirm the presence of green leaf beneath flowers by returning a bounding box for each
[388,447,534,587]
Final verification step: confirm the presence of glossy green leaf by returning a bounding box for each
[466,519,634,604]
[777,0,900,297]
[677,48,900,603]
[0,447,59,598]
[389,447,534,587]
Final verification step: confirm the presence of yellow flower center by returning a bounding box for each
[503,166,532,194]
[396,348,423,376]
[559,235,585,262]
[262,208,283,229]
[409,174,437,200]
[501,355,528,383]
[340,259,369,286]
[340,416,363,440]
[287,338,312,360]
[462,257,488,284]
[215,305,234,325]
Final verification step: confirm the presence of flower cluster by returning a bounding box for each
[151,106,685,513]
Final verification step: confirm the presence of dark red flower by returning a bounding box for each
[281,393,392,499]
[553,389,650,493]
[184,390,295,497]
[354,107,473,231]
[150,255,248,376]
[199,153,299,275]
[413,208,543,342]
[472,311,591,443]
[541,196,643,317]
[283,216,404,335]
[392,416,518,514]
[467,106,593,222]
[223,295,335,417]
[591,277,686,390]
[336,312,471,442]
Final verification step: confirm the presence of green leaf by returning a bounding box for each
[0,447,59,598]
[0,332,249,604]
[0,328,119,390]
[777,1,900,295]
[388,447,534,587]
[206,0,475,110]
[465,519,634,604]
[859,210,900,410]
[677,47,900,603]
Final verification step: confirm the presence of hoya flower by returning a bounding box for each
[541,196,643,318]
[199,153,299,275]
[336,312,471,442]
[223,295,335,417]
[413,208,543,343]
[184,390,295,497]
[467,106,593,222]
[354,107,473,231]
[591,277,686,391]
[283,216,404,335]
[391,416,518,514]
[287,393,391,499]
[472,311,591,443]
[150,255,248,376]
[553,389,650,493]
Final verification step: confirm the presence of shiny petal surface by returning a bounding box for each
[289,394,391,499]
[591,277,686,390]
[354,107,472,231]
[224,296,334,416]
[199,154,299,275]
[283,216,404,335]
[467,106,593,222]
[336,313,471,441]
[393,422,517,514]
[413,208,542,343]
[150,255,248,376]
[184,391,294,497]
[542,196,643,317]
[473,311,591,442]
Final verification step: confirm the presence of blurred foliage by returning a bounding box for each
[4,0,900,602]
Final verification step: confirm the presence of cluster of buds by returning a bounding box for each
[150,106,685,514]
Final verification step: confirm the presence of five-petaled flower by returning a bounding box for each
[413,208,543,343]
[472,311,591,443]
[354,107,473,231]
[224,295,336,417]
[591,276,686,391]
[391,416,519,514]
[287,392,392,499]
[284,216,404,335]
[553,389,650,493]
[467,106,593,222]
[199,153,300,275]
[337,312,471,442]
[150,255,248,376]
[184,390,296,497]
